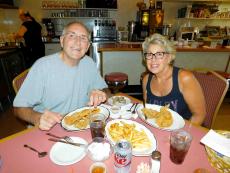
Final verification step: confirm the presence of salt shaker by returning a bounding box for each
[150,151,161,173]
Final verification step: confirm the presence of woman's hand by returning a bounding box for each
[88,89,107,107]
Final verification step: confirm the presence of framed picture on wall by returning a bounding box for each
[206,26,220,37]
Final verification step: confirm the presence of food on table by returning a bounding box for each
[108,121,151,150]
[141,105,173,128]
[64,108,100,129]
[142,108,158,119]
[112,96,126,105]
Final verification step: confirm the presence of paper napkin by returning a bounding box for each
[200,129,230,157]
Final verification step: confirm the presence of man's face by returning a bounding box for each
[60,23,90,65]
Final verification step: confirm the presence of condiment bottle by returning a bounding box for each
[150,150,161,173]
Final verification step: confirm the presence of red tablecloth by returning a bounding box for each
[0,119,216,173]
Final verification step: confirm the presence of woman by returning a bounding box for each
[15,9,45,67]
[142,33,206,125]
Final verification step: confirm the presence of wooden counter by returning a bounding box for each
[98,43,230,85]
[98,42,230,52]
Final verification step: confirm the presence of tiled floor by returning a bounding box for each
[0,97,229,139]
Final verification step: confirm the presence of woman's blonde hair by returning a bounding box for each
[142,33,176,64]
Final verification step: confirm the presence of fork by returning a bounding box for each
[127,103,135,112]
[132,103,138,114]
[46,133,73,143]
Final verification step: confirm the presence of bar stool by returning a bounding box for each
[105,72,128,93]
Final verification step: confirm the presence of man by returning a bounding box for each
[13,21,110,131]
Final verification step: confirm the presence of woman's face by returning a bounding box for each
[145,44,171,74]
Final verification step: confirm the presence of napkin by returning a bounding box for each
[200,129,230,157]
[101,104,138,119]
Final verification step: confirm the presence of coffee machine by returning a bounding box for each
[135,1,164,40]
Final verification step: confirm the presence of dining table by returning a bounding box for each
[0,93,217,173]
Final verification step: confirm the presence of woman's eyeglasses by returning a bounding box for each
[144,52,168,60]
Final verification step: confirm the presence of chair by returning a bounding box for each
[192,70,229,129]
[12,68,30,94]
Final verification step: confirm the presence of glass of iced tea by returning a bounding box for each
[90,113,106,139]
[170,129,192,164]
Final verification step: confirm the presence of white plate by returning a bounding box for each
[105,119,157,156]
[61,106,110,131]
[49,137,88,165]
[136,104,185,131]
[108,96,131,107]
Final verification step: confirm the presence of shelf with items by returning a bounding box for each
[178,17,230,20]
[43,8,113,18]
[163,0,230,2]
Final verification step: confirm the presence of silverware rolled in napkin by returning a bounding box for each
[48,138,87,147]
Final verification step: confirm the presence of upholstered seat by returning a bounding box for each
[193,70,229,129]
[105,72,128,93]
[12,69,30,94]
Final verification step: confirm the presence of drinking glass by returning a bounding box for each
[170,129,192,164]
[90,113,106,139]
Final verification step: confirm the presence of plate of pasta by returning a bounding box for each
[136,104,185,131]
[105,119,157,156]
[61,106,110,131]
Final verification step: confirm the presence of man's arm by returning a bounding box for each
[14,107,62,130]
[14,107,41,126]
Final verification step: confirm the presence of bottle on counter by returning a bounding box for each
[150,150,161,173]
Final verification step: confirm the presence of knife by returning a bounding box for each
[48,138,87,147]
[143,90,147,120]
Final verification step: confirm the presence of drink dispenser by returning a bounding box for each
[127,21,136,41]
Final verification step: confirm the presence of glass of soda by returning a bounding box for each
[170,129,192,164]
[90,113,106,139]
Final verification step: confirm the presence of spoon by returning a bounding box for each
[24,144,47,158]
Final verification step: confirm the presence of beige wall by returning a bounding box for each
[0,0,229,36]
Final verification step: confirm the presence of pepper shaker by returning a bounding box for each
[150,150,161,173]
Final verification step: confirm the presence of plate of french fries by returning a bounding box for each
[61,106,110,131]
[105,119,157,156]
[136,104,185,131]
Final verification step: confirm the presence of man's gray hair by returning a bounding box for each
[62,21,91,41]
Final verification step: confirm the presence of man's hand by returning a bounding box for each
[38,110,62,130]
[88,89,107,107]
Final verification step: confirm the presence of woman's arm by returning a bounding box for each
[142,73,149,103]
[179,70,206,125]
[14,25,27,39]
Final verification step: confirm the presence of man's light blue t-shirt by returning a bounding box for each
[13,53,107,115]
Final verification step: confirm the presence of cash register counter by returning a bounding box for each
[98,43,230,85]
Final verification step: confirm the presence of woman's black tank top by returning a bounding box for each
[146,67,192,120]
